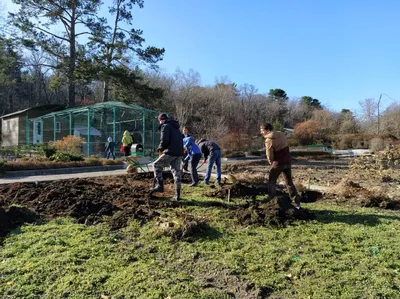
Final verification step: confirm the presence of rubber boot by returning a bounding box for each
[174,188,181,201]
[267,181,276,198]
[287,185,301,209]
[151,178,164,193]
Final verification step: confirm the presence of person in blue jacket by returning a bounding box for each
[183,136,202,186]
[181,126,191,171]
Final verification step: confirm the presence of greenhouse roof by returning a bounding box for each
[29,101,160,120]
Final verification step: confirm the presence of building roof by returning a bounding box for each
[1,104,65,119]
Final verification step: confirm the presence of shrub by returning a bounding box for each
[20,156,48,162]
[289,137,300,147]
[223,151,246,158]
[85,156,101,166]
[52,135,85,154]
[40,144,57,158]
[219,131,260,152]
[0,160,6,174]
[294,120,320,145]
[50,152,84,162]
[4,158,124,171]
[101,159,121,165]
[370,138,385,152]
[331,134,398,150]
[0,147,20,159]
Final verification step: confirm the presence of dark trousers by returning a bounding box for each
[268,163,300,205]
[189,153,201,184]
[124,144,132,157]
[106,150,115,159]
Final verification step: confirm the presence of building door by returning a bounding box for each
[33,120,42,144]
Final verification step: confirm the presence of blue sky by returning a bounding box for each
[5,0,400,112]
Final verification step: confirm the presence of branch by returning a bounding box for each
[24,63,56,69]
[59,17,71,31]
[37,7,70,24]
[37,26,69,42]
[75,32,91,37]
[37,46,64,59]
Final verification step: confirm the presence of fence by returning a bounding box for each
[27,101,161,157]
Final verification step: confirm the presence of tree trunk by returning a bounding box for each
[68,1,77,107]
[103,80,109,102]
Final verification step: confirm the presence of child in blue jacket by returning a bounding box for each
[183,136,202,186]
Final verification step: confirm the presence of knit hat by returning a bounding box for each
[157,113,168,121]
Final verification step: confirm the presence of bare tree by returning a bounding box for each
[359,98,378,133]
[380,102,400,138]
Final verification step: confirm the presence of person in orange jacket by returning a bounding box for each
[260,123,301,209]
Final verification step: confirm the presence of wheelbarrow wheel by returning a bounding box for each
[126,164,138,173]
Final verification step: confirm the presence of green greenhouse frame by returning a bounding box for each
[26,101,161,157]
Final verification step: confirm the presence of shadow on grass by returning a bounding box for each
[151,195,235,209]
[176,198,233,209]
[313,209,400,226]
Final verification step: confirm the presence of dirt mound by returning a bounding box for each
[0,174,177,229]
[233,194,314,226]
[332,178,366,197]
[156,212,212,242]
[360,195,400,210]
[128,172,192,184]
[205,183,268,199]
[300,190,324,202]
[0,172,200,239]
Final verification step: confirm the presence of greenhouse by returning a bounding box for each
[27,101,161,157]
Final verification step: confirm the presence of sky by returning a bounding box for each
[4,0,400,112]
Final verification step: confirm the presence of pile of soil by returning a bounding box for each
[233,193,314,226]
[332,178,367,197]
[360,195,400,210]
[206,182,323,203]
[0,172,192,237]
[300,190,324,202]
[326,177,400,210]
[156,212,212,242]
[204,183,268,199]
[0,171,314,239]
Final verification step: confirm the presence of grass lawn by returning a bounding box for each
[1,187,399,298]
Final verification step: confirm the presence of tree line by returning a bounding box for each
[1,0,399,149]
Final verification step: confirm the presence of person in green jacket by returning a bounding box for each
[121,130,133,156]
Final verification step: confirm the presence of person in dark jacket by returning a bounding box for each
[197,139,222,185]
[105,137,115,160]
[260,123,301,209]
[183,136,202,186]
[151,113,184,201]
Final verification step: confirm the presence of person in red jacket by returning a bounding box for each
[260,123,301,209]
